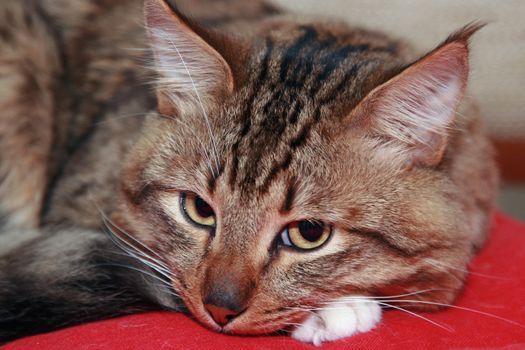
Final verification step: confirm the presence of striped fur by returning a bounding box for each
[0,0,498,345]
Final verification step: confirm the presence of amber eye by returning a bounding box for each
[280,220,331,250]
[181,192,216,227]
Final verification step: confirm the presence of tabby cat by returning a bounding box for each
[0,0,498,345]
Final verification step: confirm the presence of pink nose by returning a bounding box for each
[204,304,241,326]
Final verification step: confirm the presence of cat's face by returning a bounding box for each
[113,0,476,334]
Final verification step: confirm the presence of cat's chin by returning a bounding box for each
[180,297,223,333]
[189,303,306,336]
[181,300,289,336]
[233,312,307,335]
[220,322,298,338]
[197,310,300,336]
[178,287,305,335]
[213,297,382,346]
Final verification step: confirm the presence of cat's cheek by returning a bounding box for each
[291,297,382,346]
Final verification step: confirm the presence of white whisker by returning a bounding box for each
[110,250,171,278]
[97,263,172,288]
[100,211,169,268]
[102,219,171,274]
[95,208,179,287]
[167,38,220,176]
[285,288,523,333]
[167,114,216,176]
[379,299,525,329]
[378,302,454,332]
[324,289,444,303]
[111,242,174,282]
[424,258,509,280]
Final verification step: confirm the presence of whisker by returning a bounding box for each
[285,299,379,313]
[284,291,523,333]
[100,211,166,262]
[320,289,445,304]
[160,288,182,299]
[98,213,177,283]
[93,203,178,280]
[100,211,170,269]
[151,282,183,302]
[101,218,172,276]
[424,258,509,280]
[167,115,216,177]
[280,322,314,330]
[97,263,172,288]
[99,263,184,311]
[108,245,175,282]
[378,302,454,332]
[167,38,221,176]
[379,299,525,329]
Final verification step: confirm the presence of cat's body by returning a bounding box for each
[0,0,277,230]
[0,0,498,345]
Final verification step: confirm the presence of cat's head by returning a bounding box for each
[113,0,480,334]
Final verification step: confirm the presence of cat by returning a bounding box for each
[0,0,498,345]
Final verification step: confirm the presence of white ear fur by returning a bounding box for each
[144,0,233,116]
[351,28,478,166]
[373,58,463,154]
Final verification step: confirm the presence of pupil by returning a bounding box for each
[195,196,213,218]
[298,221,324,242]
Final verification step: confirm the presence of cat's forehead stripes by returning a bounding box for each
[279,177,297,214]
[220,24,400,195]
[225,37,276,192]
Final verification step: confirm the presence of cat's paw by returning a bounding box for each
[291,296,381,346]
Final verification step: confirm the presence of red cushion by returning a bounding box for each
[3,212,525,349]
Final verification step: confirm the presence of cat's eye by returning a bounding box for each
[180,192,216,227]
[280,220,331,250]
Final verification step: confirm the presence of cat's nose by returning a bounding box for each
[204,303,242,326]
[202,273,253,327]
[202,263,254,327]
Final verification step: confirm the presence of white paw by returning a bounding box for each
[291,296,382,346]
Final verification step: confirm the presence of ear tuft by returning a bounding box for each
[350,23,484,167]
[441,22,486,47]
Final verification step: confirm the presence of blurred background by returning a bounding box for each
[274,0,525,220]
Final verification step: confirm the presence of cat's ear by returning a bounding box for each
[350,24,483,167]
[144,0,236,116]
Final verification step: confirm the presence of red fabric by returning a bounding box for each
[3,212,525,349]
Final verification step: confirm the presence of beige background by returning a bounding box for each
[273,0,525,140]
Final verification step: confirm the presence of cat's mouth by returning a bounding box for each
[180,288,307,335]
[219,309,307,335]
[188,296,307,335]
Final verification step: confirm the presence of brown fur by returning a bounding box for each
[0,0,498,340]
[0,0,59,228]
